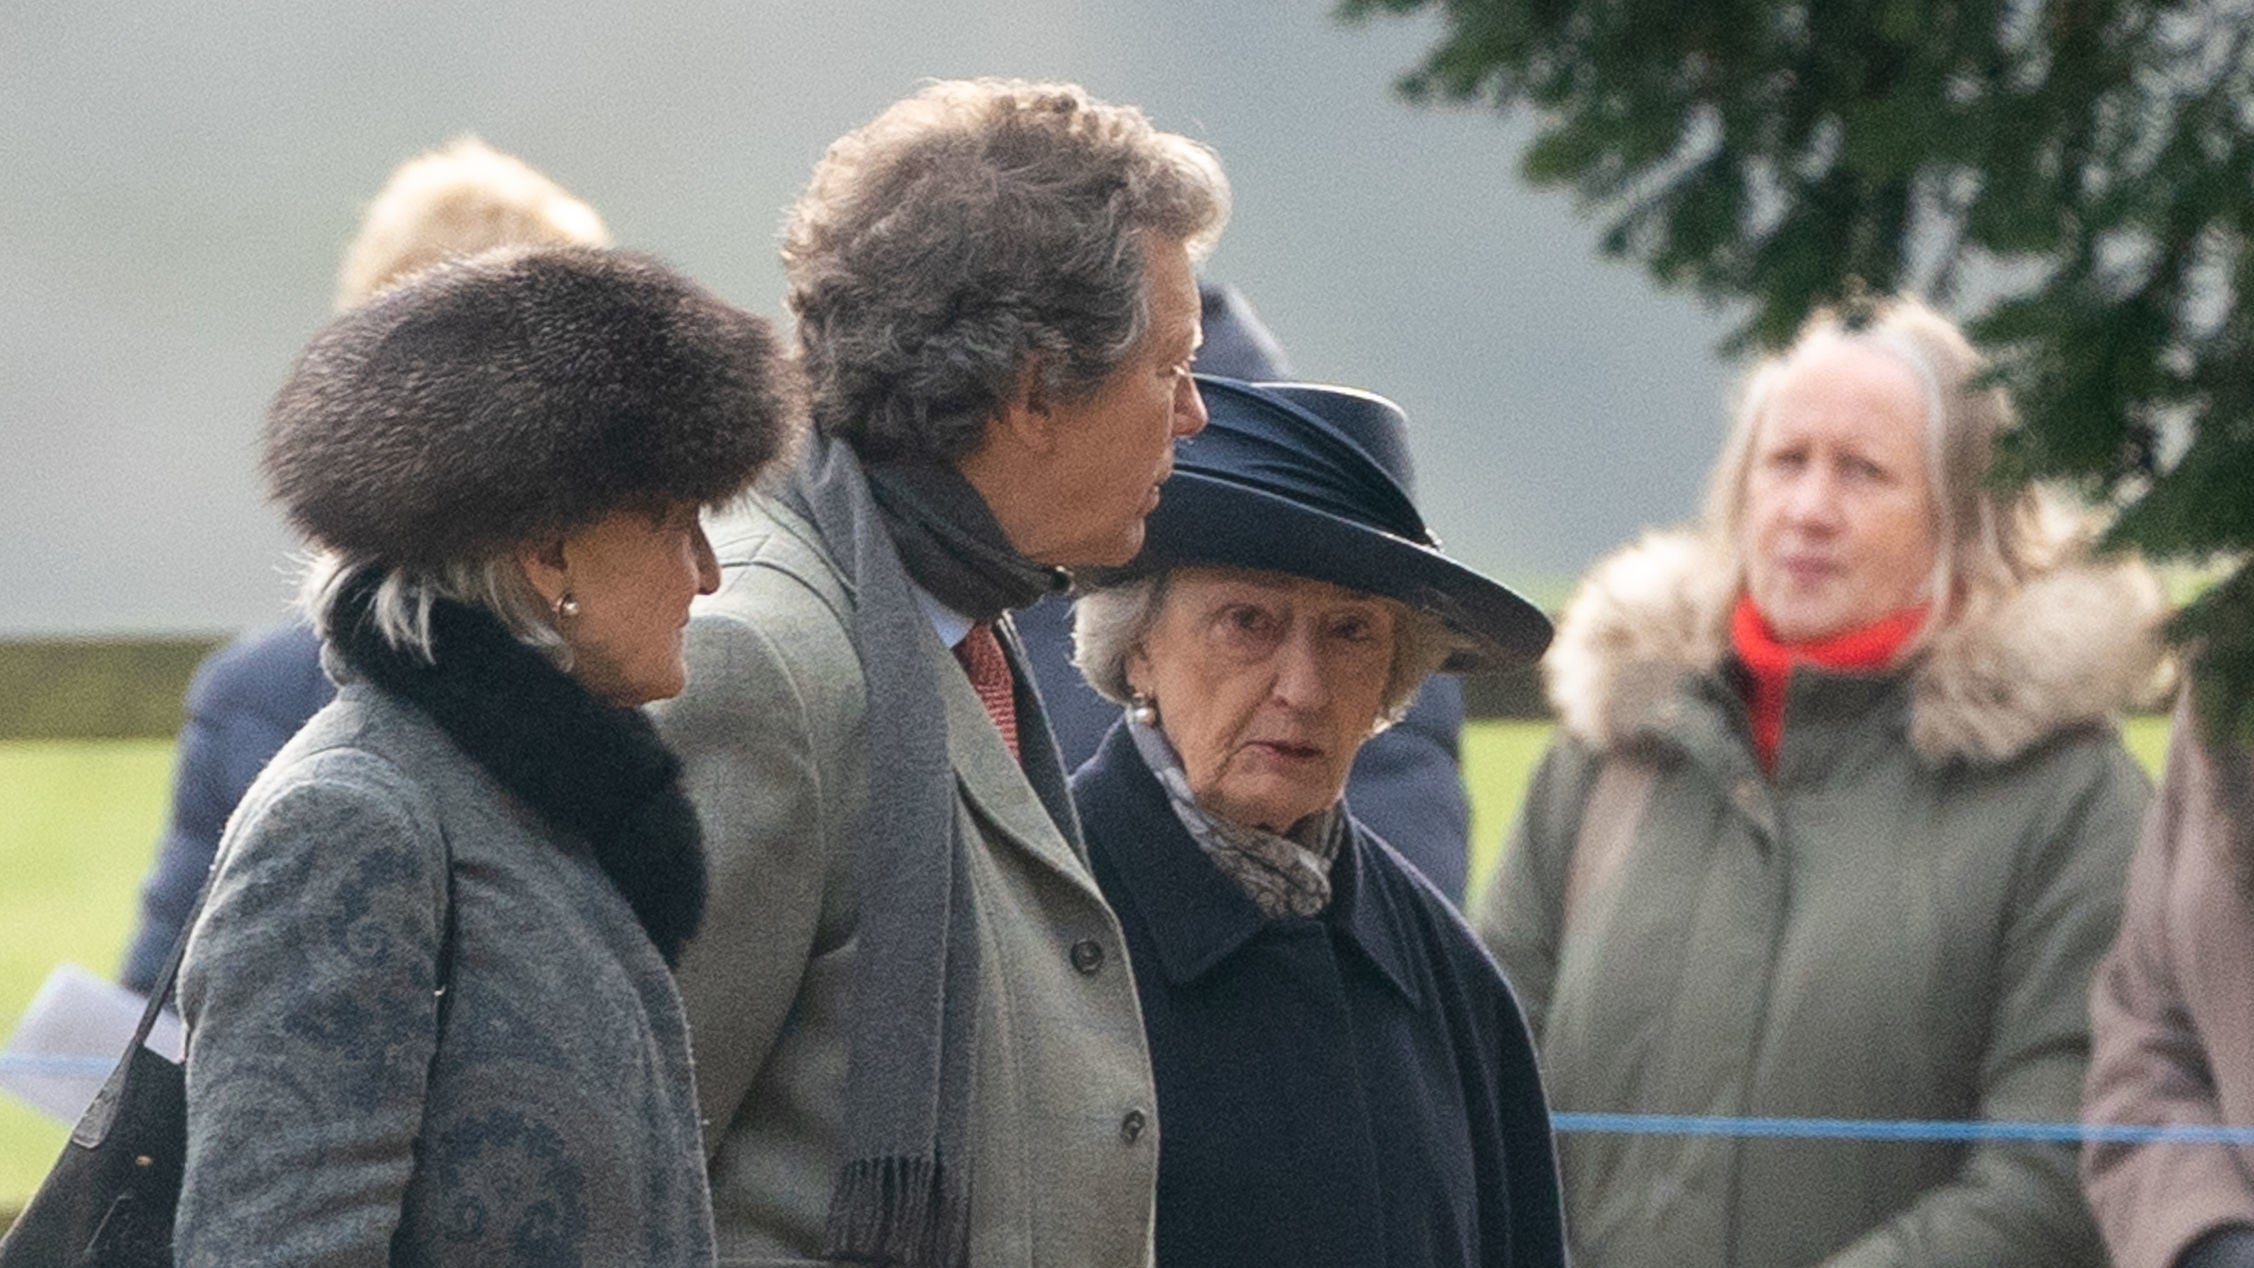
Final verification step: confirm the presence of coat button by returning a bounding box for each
[1120,1108,1147,1144]
[1070,939,1105,975]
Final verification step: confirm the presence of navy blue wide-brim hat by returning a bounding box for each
[1105,376,1552,672]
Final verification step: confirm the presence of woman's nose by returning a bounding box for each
[1783,466,1841,526]
[1269,629,1329,709]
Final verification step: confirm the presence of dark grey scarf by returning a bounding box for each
[778,430,1067,1266]
[863,458,1064,621]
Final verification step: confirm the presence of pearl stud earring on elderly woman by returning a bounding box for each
[1068,377,1567,1267]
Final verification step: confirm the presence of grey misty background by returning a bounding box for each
[0,1,1737,636]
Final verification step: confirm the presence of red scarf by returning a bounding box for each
[1729,594,1930,773]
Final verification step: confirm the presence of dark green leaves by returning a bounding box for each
[1346,0,2254,744]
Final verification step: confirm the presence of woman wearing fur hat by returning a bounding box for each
[172,246,796,1266]
[1479,296,2161,1267]
[1069,378,1566,1266]
[119,135,615,994]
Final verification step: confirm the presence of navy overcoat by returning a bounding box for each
[1073,721,1567,1268]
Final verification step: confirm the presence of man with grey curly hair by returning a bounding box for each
[653,79,1228,1266]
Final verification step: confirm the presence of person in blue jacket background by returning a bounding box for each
[118,137,615,990]
[1012,280,1480,900]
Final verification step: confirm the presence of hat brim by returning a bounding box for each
[1111,470,1552,672]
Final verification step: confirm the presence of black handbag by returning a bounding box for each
[0,900,197,1267]
[1,850,457,1266]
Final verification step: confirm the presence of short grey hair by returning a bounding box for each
[299,549,566,668]
[1703,294,2059,636]
[1070,569,1455,727]
[335,136,612,312]
[782,78,1231,462]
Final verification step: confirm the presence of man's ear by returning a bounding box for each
[516,535,571,606]
[991,358,1061,456]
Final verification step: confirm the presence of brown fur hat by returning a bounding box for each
[266,245,799,565]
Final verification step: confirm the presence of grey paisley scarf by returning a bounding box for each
[1126,712,1344,918]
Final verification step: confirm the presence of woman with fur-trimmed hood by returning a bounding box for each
[171,247,797,1266]
[1478,296,2161,1267]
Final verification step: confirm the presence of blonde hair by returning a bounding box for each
[334,136,611,310]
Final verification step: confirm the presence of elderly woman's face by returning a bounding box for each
[1128,567,1397,834]
[1742,343,1939,643]
[523,499,720,707]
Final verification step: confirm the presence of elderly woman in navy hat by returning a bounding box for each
[1069,378,1567,1267]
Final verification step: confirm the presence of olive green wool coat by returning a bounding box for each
[1480,530,2164,1268]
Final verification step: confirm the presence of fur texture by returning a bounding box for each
[267,246,799,565]
[1548,528,2167,766]
[330,568,706,964]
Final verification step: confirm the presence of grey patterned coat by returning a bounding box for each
[175,672,715,1267]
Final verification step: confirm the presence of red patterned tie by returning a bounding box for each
[954,621,1020,760]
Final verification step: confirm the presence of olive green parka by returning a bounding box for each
[1480,529,2163,1268]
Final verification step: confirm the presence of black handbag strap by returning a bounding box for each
[126,876,210,1048]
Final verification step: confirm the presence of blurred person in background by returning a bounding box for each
[1017,280,1482,899]
[118,136,613,992]
[1067,378,1564,1266]
[651,79,1227,1266]
[1481,295,2162,1266]
[2085,687,2254,1268]
[176,247,796,1264]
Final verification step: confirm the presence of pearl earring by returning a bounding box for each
[553,590,581,621]
[1129,691,1158,726]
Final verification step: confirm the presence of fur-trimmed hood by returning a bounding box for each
[1547,528,2168,766]
[267,245,800,566]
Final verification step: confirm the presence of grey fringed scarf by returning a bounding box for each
[776,429,1067,1266]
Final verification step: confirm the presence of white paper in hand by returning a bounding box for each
[0,963,185,1124]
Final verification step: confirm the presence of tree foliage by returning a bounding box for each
[1344,0,2254,743]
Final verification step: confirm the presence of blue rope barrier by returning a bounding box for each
[1554,1111,2254,1147]
[0,1055,120,1077]
[3,1055,2249,1147]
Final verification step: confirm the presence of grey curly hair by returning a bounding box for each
[1070,570,1456,727]
[783,78,1230,462]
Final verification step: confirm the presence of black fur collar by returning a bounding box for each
[331,568,706,965]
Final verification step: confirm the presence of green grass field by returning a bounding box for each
[0,741,173,1201]
[0,716,2176,1213]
